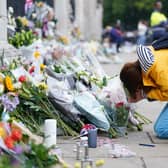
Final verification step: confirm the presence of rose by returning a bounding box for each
[29,66,35,74]
[4,136,14,149]
[11,129,22,141]
[115,102,124,108]
[18,75,26,83]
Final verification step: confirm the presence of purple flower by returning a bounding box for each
[0,94,19,112]
[13,145,23,155]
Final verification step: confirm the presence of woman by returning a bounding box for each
[120,44,168,138]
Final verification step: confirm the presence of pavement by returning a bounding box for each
[56,46,168,168]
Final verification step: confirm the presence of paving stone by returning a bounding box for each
[143,157,168,168]
[63,157,143,168]
[147,131,168,144]
[117,131,152,145]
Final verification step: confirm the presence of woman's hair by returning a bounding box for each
[120,60,143,98]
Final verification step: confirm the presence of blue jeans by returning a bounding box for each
[154,103,168,138]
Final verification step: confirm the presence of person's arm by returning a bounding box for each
[147,88,168,101]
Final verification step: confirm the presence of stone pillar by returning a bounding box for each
[75,0,102,40]
[0,0,21,63]
[75,0,84,36]
[0,0,7,42]
[95,3,103,41]
[54,0,71,36]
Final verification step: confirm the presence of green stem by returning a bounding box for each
[134,112,152,124]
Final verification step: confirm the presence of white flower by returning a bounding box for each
[13,82,22,89]
[0,84,5,94]
[32,13,37,19]
[8,6,14,14]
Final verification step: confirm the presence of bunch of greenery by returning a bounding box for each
[12,82,78,136]
[8,30,37,48]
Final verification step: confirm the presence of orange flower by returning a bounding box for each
[5,76,14,91]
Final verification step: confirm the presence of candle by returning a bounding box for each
[44,119,57,147]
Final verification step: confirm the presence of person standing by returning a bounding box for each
[150,1,167,27]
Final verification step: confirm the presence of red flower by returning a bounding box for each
[29,66,35,74]
[115,102,124,108]
[11,129,22,141]
[18,75,26,83]
[4,136,14,149]
[82,124,96,130]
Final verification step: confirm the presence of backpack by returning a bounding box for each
[152,32,168,50]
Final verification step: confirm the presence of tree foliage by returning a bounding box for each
[103,0,168,30]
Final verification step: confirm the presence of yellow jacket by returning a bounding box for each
[150,11,167,26]
[142,46,168,101]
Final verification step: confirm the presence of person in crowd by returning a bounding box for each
[136,20,148,45]
[150,1,168,40]
[110,20,125,53]
[101,26,123,63]
[102,23,124,53]
[120,43,168,138]
[150,1,167,27]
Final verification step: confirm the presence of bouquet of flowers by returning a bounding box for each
[0,121,58,168]
[114,102,129,127]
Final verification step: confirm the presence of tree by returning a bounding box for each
[103,0,168,30]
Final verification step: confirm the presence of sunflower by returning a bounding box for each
[5,76,14,92]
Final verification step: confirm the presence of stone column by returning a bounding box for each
[95,3,103,41]
[0,0,21,63]
[54,0,71,36]
[75,0,102,40]
[0,0,7,42]
[75,0,84,36]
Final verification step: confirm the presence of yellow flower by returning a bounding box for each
[0,127,6,138]
[5,76,14,92]
[59,36,69,45]
[0,76,4,83]
[38,82,48,90]
[33,51,41,59]
[18,17,28,26]
[36,2,44,7]
[40,64,46,71]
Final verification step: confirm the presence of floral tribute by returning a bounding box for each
[0,121,58,167]
[114,102,129,127]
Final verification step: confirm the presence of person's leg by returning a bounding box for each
[154,103,168,138]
